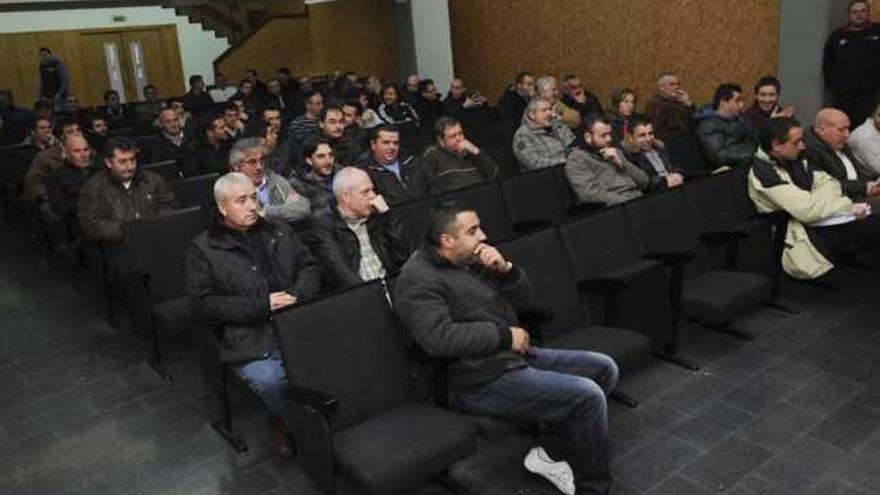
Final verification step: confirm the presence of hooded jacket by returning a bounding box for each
[748,148,854,279]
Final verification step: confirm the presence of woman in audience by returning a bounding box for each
[607,87,645,145]
[377,84,420,126]
[363,75,383,109]
[743,75,795,133]
[351,89,382,129]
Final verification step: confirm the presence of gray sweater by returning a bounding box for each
[565,147,649,206]
[393,248,534,389]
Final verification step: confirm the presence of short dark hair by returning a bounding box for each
[849,0,870,12]
[304,88,323,102]
[418,79,435,93]
[754,75,781,95]
[301,135,331,162]
[223,101,239,113]
[370,124,399,142]
[515,71,534,84]
[319,104,343,122]
[278,67,291,76]
[628,115,653,133]
[105,137,138,158]
[56,117,79,136]
[425,200,476,247]
[32,115,53,129]
[712,83,742,110]
[86,113,107,129]
[342,97,363,116]
[244,120,271,140]
[434,116,462,138]
[245,68,257,76]
[143,84,156,92]
[261,104,282,116]
[188,74,203,86]
[39,47,51,54]
[166,97,184,107]
[759,116,801,153]
[103,90,119,101]
[199,111,224,136]
[582,113,610,134]
[33,100,53,113]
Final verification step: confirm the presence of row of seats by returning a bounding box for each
[116,165,791,493]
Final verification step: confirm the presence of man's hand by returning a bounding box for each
[460,139,480,156]
[665,172,684,188]
[675,90,692,107]
[474,243,513,274]
[852,203,871,219]
[866,181,880,197]
[269,291,297,311]
[370,194,390,214]
[510,326,530,354]
[601,147,623,167]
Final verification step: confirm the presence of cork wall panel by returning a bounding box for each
[450,0,780,111]
[308,0,396,81]
[215,16,313,82]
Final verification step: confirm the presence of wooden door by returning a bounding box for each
[79,31,123,107]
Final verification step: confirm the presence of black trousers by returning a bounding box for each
[833,90,880,128]
[812,216,880,259]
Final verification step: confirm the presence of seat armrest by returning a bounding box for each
[577,259,660,293]
[286,385,339,415]
[644,251,695,265]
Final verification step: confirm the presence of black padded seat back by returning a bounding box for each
[276,281,413,431]
[501,165,569,230]
[626,188,699,255]
[172,173,219,209]
[441,181,514,243]
[559,205,644,280]
[395,198,432,250]
[123,206,205,302]
[684,170,750,234]
[498,228,581,341]
[141,159,181,182]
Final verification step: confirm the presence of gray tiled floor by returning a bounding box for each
[1,225,879,494]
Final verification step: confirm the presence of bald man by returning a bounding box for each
[805,108,880,200]
[46,135,93,223]
[307,166,408,289]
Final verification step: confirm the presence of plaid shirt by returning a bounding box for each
[344,215,386,281]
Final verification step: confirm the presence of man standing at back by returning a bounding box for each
[823,0,880,126]
[395,201,618,495]
[38,47,68,112]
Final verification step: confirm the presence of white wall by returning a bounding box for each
[409,0,454,93]
[0,5,229,87]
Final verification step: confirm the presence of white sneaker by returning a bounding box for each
[523,446,576,495]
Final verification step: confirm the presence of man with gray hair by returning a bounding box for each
[513,96,577,172]
[228,137,311,223]
[186,171,320,458]
[307,166,408,289]
[535,76,581,130]
[645,71,696,141]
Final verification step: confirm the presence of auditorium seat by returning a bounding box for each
[498,227,652,406]
[275,280,476,495]
[171,173,219,209]
[627,187,774,340]
[123,205,206,381]
[141,159,182,182]
[440,180,515,243]
[501,165,571,233]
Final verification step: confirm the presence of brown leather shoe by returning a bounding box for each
[271,417,293,459]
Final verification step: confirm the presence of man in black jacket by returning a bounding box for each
[497,70,536,123]
[823,1,880,125]
[562,74,604,122]
[184,112,231,176]
[186,171,320,458]
[308,167,408,289]
[394,201,618,495]
[695,83,756,169]
[182,74,215,115]
[622,117,685,191]
[358,125,427,205]
[146,108,190,167]
[806,107,880,201]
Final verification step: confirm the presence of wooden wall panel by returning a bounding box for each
[215,0,396,82]
[215,16,313,82]
[308,0,396,81]
[450,0,780,111]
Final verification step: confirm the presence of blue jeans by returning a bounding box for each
[451,347,618,494]
[234,346,287,418]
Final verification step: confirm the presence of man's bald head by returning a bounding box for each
[814,108,851,151]
[63,135,92,169]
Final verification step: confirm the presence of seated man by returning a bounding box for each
[848,102,880,174]
[622,117,685,191]
[513,96,577,172]
[394,200,619,495]
[146,107,190,166]
[443,76,488,118]
[182,74,215,114]
[98,90,134,123]
[84,114,109,156]
[565,114,650,206]
[315,105,361,167]
[695,83,757,169]
[806,107,880,200]
[288,89,324,143]
[562,74,604,122]
[421,116,498,195]
[77,138,178,333]
[416,78,446,129]
[46,135,93,226]
[498,70,536,123]
[224,102,246,141]
[645,72,696,141]
[309,166,408,289]
[358,125,427,205]
[290,136,337,217]
[186,172,320,458]
[228,137,310,224]
[749,117,880,279]
[184,112,232,176]
[536,76,581,130]
[24,118,84,207]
